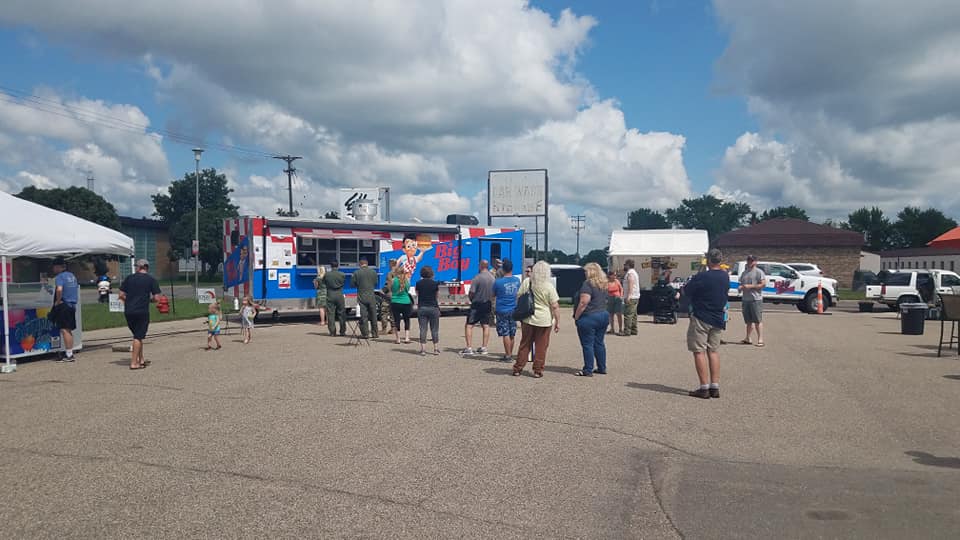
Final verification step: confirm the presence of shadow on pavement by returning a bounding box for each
[897,352,941,358]
[625,382,688,396]
[943,375,960,380]
[542,365,579,375]
[905,451,960,469]
[483,367,514,376]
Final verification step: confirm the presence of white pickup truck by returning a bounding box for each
[865,269,960,311]
[728,260,838,313]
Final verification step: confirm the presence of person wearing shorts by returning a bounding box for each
[492,259,521,362]
[51,258,79,362]
[682,249,730,399]
[119,259,160,370]
[461,260,495,355]
[738,255,765,347]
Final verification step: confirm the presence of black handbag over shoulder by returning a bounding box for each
[513,280,535,320]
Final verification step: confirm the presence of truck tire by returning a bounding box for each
[796,301,808,313]
[803,291,830,313]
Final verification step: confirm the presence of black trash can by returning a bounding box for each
[900,303,927,335]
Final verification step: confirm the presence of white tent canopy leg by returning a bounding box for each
[1,255,14,373]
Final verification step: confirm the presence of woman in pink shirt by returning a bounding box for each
[606,271,624,335]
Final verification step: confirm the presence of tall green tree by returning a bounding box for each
[16,186,121,230]
[624,208,670,230]
[580,247,609,268]
[845,207,891,252]
[665,195,753,242]
[152,168,239,277]
[891,207,957,249]
[757,205,809,222]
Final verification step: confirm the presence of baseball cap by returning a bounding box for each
[136,258,150,269]
[52,257,66,266]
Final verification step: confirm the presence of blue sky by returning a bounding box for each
[0,1,957,252]
[535,0,755,188]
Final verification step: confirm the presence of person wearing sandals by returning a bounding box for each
[574,262,609,377]
[513,261,560,378]
[738,255,765,347]
[415,265,441,355]
[390,265,414,344]
[606,271,624,335]
[119,259,161,370]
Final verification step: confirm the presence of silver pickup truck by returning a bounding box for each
[865,269,960,310]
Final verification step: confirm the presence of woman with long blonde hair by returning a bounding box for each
[573,262,609,376]
[513,260,561,378]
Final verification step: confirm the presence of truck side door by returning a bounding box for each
[763,263,803,302]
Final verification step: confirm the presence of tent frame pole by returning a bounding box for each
[2,255,14,373]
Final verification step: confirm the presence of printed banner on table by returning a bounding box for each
[0,308,59,355]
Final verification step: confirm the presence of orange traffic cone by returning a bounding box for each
[817,281,824,314]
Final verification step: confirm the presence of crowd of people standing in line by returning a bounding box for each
[98,248,733,400]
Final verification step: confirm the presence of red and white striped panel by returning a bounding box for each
[461,227,516,239]
[294,228,394,240]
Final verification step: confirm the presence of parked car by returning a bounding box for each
[549,264,586,303]
[852,270,879,292]
[729,260,838,313]
[785,262,824,277]
[864,269,960,311]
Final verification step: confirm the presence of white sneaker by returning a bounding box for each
[477,347,488,354]
[460,347,475,356]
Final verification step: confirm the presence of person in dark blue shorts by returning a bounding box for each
[492,259,521,362]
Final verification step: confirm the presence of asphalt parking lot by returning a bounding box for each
[1,302,958,539]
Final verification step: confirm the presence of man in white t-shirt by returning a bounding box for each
[622,259,641,335]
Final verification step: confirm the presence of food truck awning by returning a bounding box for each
[608,229,708,257]
[0,191,134,258]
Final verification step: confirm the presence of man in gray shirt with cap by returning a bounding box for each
[739,255,765,347]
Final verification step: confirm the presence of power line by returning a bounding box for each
[0,85,275,159]
[570,215,585,262]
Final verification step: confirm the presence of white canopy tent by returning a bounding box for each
[1,190,135,371]
[608,229,709,287]
[608,229,709,258]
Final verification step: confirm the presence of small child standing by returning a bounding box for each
[240,296,259,344]
[206,301,222,350]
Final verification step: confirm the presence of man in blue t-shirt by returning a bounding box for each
[52,258,80,362]
[492,259,521,362]
[682,248,730,399]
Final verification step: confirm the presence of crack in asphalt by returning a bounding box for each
[646,461,684,540]
[0,445,563,538]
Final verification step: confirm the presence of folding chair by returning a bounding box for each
[345,315,370,347]
[937,294,960,357]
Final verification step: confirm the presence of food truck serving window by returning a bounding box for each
[296,236,378,268]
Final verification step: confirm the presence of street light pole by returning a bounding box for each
[193,148,204,295]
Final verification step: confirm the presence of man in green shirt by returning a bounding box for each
[323,260,347,336]
[352,257,380,338]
